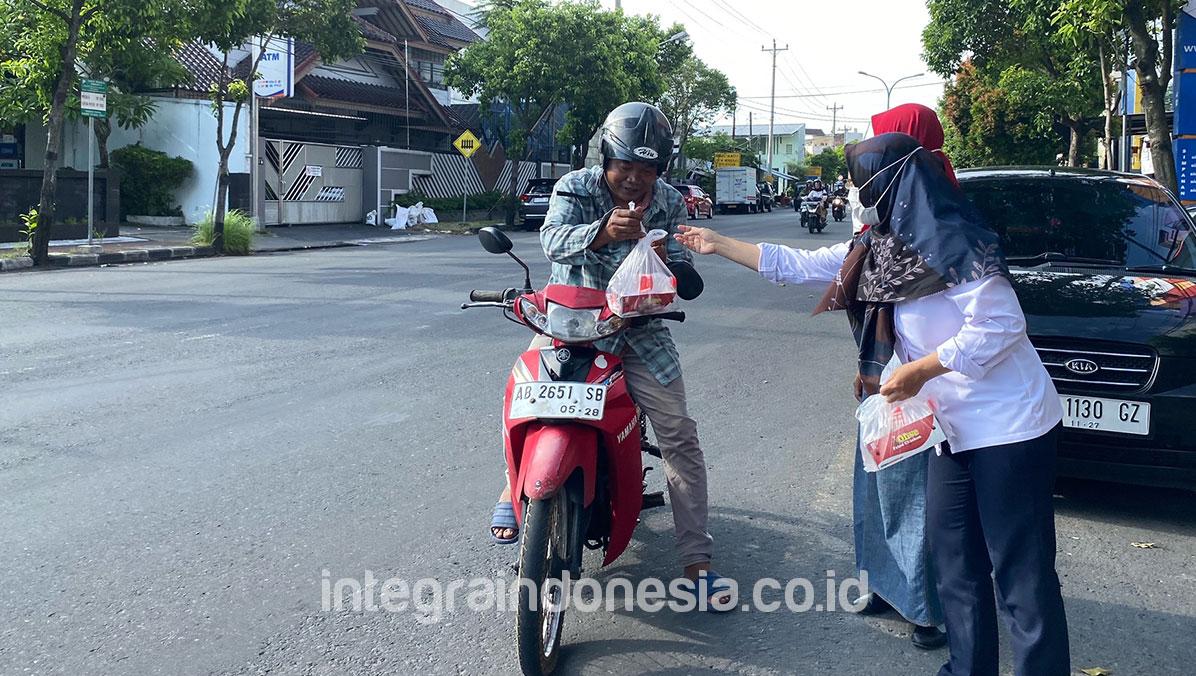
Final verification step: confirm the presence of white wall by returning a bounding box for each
[46,97,250,224]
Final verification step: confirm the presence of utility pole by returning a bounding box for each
[748,111,754,162]
[762,39,789,173]
[826,102,843,138]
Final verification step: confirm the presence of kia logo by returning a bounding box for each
[1064,358,1100,375]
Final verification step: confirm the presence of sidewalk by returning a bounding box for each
[0,222,448,272]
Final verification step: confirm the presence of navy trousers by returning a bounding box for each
[926,427,1070,676]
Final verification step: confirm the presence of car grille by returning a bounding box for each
[1032,338,1158,394]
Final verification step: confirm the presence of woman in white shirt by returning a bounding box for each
[676,132,1070,676]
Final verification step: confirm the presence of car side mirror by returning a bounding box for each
[478,227,513,254]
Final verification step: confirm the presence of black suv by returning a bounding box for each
[958,167,1196,490]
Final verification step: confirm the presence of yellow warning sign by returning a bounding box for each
[713,152,741,169]
[453,130,481,158]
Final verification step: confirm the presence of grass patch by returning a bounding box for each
[193,210,255,255]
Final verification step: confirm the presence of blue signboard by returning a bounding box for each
[1179,9,1196,70]
[1174,138,1196,200]
[1176,72,1196,136]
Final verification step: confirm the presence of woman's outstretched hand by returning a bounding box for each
[674,224,722,255]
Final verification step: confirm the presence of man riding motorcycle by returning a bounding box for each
[488,102,729,603]
[806,179,829,222]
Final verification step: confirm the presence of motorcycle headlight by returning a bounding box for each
[518,298,549,333]
[520,300,626,342]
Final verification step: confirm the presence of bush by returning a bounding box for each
[110,144,194,217]
[193,210,255,255]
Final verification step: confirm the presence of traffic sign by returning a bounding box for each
[713,152,741,169]
[453,130,481,158]
[80,79,107,118]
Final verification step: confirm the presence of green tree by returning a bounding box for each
[809,147,847,183]
[0,0,178,264]
[683,131,736,163]
[941,61,1059,167]
[554,8,684,169]
[187,0,361,251]
[448,0,574,225]
[657,55,736,179]
[923,0,1104,167]
[82,31,189,168]
[1049,0,1183,192]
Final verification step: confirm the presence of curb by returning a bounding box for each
[37,245,216,269]
[1,234,434,273]
[0,256,33,271]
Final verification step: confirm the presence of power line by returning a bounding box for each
[737,81,947,99]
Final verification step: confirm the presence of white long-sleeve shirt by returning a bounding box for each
[758,241,1062,453]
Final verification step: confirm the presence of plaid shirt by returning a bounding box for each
[539,165,693,386]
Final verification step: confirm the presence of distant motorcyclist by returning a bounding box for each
[806,179,829,222]
[833,175,848,197]
[796,179,816,211]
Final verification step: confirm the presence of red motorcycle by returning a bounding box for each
[463,228,693,675]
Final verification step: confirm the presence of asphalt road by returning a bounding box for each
[1,208,1193,675]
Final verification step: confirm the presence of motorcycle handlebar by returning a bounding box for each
[469,289,507,303]
[631,311,685,325]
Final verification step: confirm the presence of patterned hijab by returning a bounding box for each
[814,132,1007,394]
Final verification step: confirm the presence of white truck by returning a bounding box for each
[715,167,761,214]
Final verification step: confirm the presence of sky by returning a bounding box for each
[450,0,947,136]
[609,0,946,135]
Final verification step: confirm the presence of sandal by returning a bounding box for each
[682,571,735,613]
[489,500,519,544]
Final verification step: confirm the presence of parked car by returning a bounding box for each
[672,184,714,219]
[957,167,1196,490]
[518,178,557,230]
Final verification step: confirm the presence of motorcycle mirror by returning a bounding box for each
[478,227,513,255]
[668,260,704,300]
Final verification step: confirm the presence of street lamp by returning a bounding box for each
[658,30,689,50]
[858,71,924,110]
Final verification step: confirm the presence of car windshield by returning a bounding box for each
[675,186,692,196]
[961,177,1196,270]
[528,181,554,195]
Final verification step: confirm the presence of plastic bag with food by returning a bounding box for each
[606,229,678,317]
[855,392,940,472]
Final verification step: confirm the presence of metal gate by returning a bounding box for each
[261,139,363,225]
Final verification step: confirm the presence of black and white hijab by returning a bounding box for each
[815,132,1008,395]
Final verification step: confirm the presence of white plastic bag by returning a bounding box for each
[387,205,410,230]
[406,202,424,227]
[606,229,678,318]
[365,209,378,226]
[855,357,944,472]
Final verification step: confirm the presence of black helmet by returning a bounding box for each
[600,102,673,175]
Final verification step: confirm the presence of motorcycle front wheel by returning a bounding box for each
[516,492,573,675]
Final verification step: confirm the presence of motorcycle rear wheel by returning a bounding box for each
[516,494,572,675]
